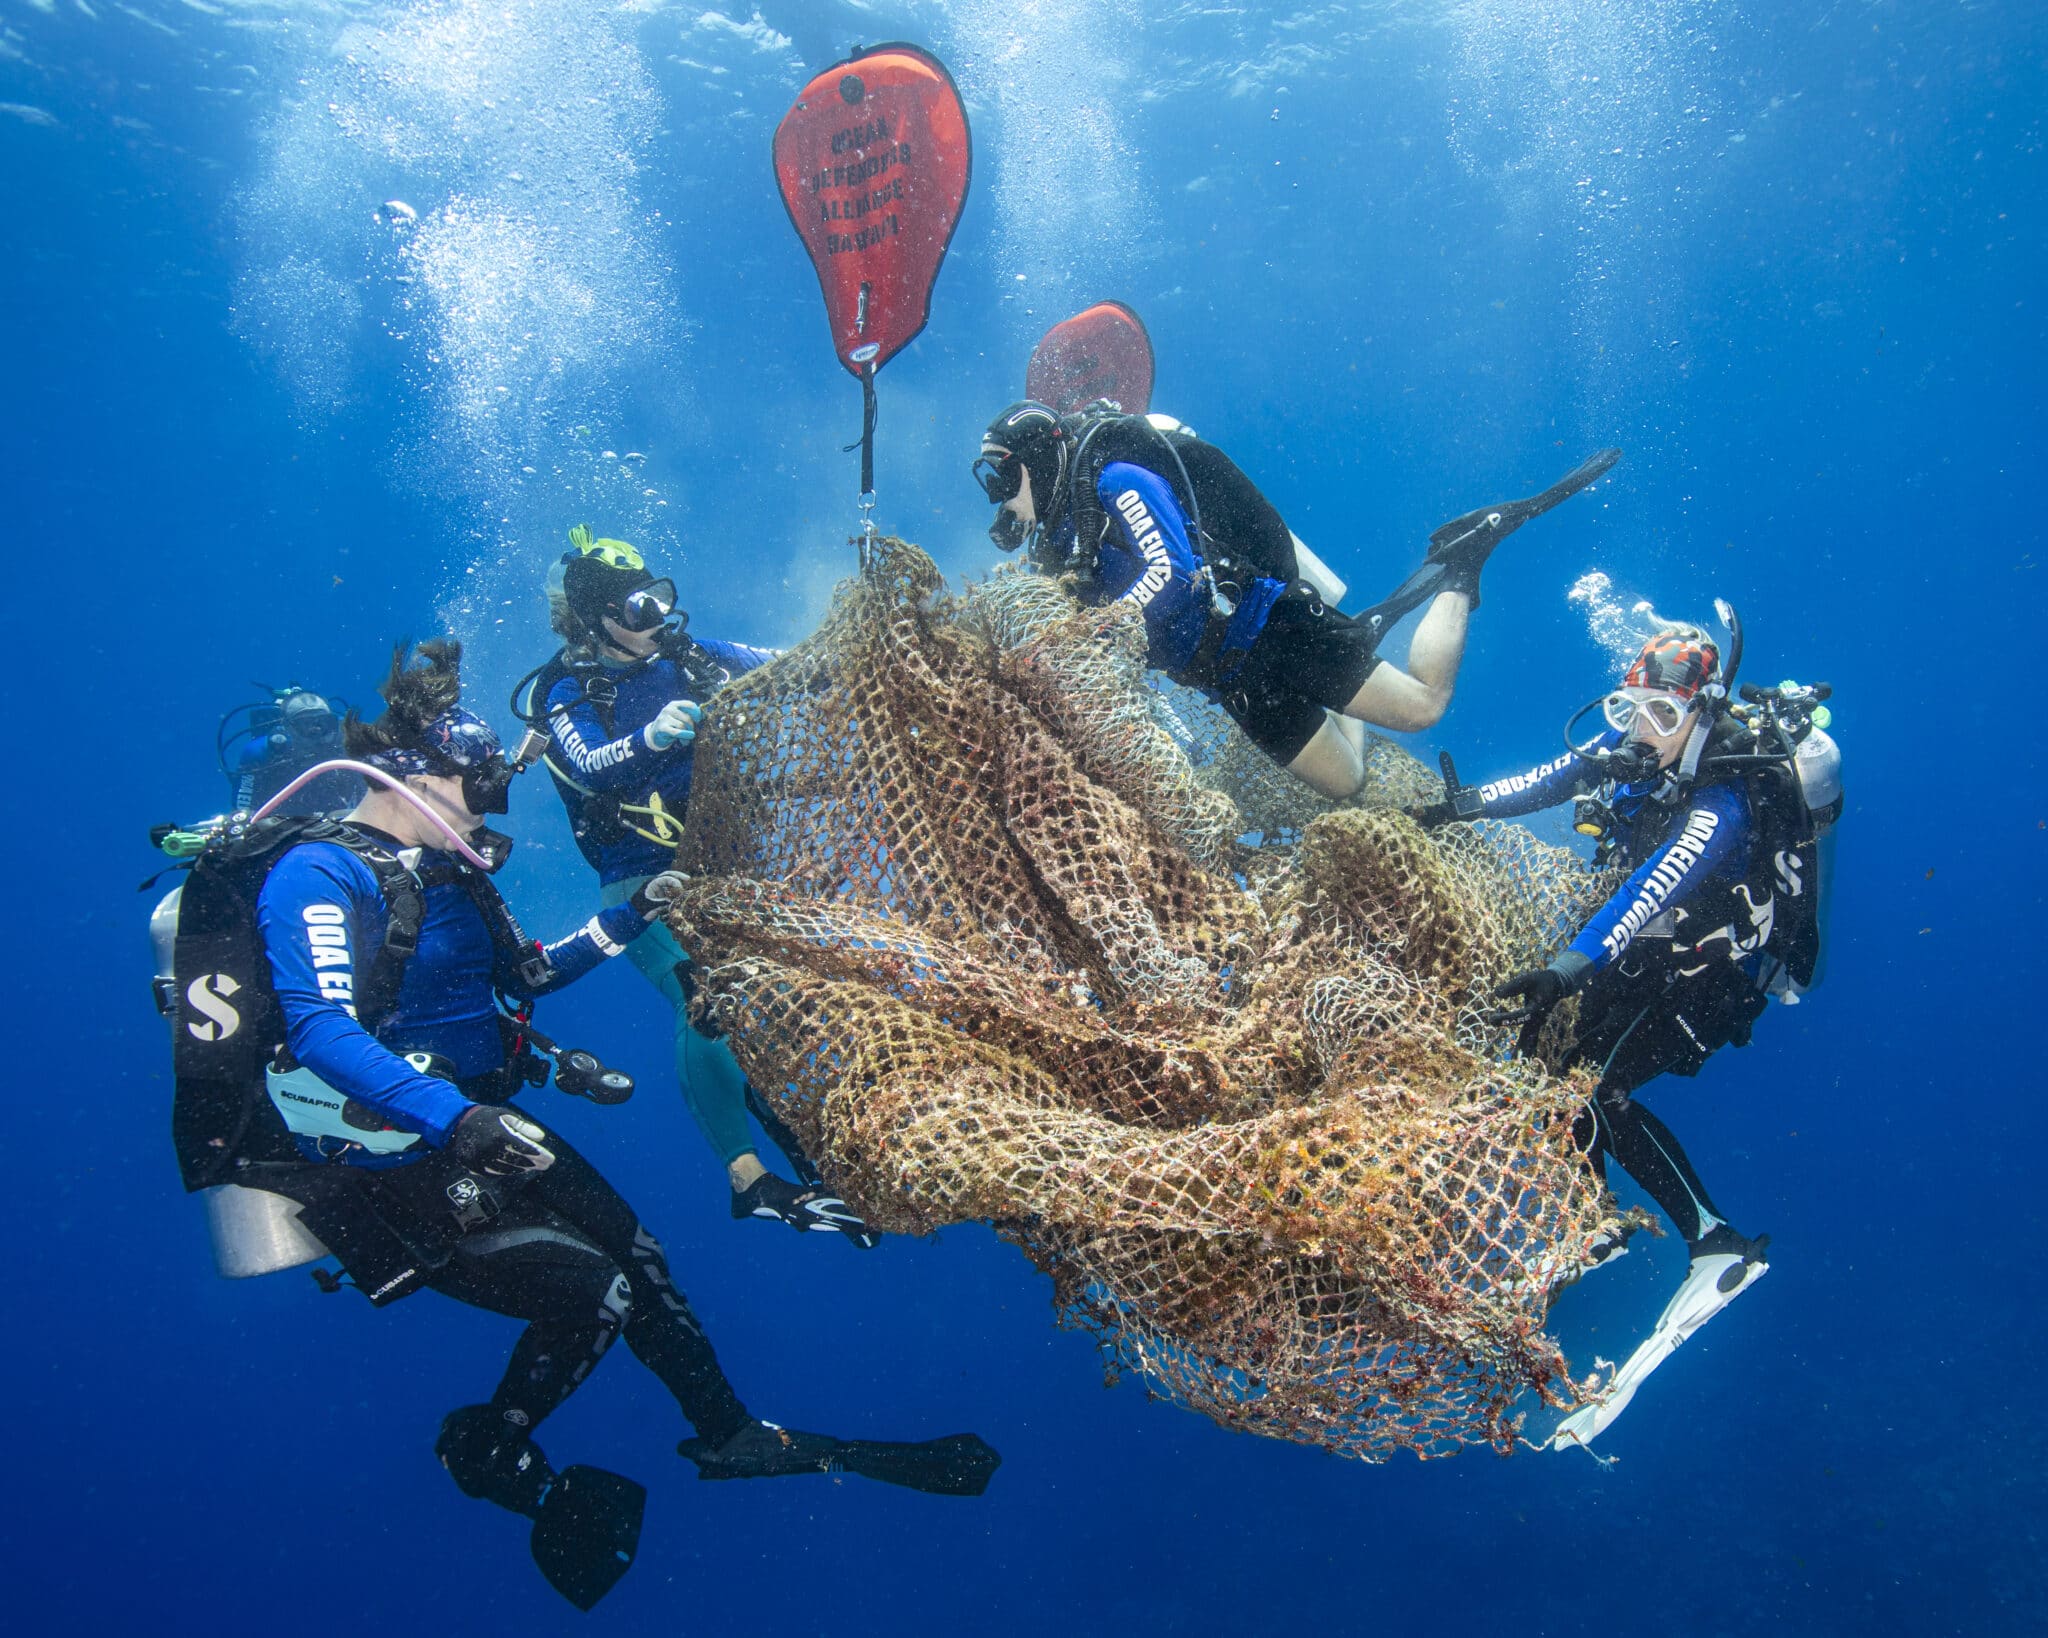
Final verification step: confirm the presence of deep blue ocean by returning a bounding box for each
[5,1,2043,1632]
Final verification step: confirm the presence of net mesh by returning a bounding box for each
[671,538,1630,1460]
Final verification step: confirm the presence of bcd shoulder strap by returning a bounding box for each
[342,830,426,1026]
[454,864,554,993]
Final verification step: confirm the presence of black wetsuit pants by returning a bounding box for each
[282,1130,750,1445]
[1564,961,1768,1250]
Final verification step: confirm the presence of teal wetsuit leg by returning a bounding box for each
[604,879,755,1166]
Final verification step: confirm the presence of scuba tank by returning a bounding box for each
[150,796,631,1278]
[1794,725,1843,822]
[201,1179,331,1280]
[149,885,183,1021]
[1287,532,1348,609]
[149,871,336,1279]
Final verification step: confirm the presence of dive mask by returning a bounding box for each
[458,754,516,817]
[610,577,678,634]
[1602,687,1693,740]
[371,705,519,816]
[973,450,1023,505]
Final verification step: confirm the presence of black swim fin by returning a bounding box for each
[437,1408,646,1611]
[678,1420,1000,1498]
[1350,447,1622,634]
[836,1432,1001,1496]
[529,1465,647,1612]
[1425,446,1622,602]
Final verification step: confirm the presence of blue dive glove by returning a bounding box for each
[643,699,703,752]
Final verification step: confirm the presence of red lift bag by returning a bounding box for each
[1026,300,1155,415]
[773,43,971,379]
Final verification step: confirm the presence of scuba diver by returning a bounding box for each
[221,684,364,815]
[513,527,875,1244]
[973,399,1619,797]
[1410,608,1842,1451]
[163,639,997,1610]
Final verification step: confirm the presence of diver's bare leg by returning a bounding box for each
[1339,589,1471,734]
[1285,711,1369,799]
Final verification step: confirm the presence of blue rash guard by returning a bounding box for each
[257,837,646,1164]
[1461,733,1755,978]
[544,638,774,886]
[1081,462,1289,683]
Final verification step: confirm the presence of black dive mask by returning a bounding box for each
[459,754,517,817]
[973,451,1023,505]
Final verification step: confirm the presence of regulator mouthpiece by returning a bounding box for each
[989,510,1032,553]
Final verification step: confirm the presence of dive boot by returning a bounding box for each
[1550,1229,1770,1454]
[437,1405,646,1611]
[678,1418,1001,1497]
[1426,446,1621,607]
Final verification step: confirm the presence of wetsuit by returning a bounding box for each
[541,638,774,1166]
[248,828,749,1443]
[1462,730,1814,1248]
[1053,419,1392,764]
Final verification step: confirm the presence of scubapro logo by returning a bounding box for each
[446,1177,482,1209]
[185,973,243,1042]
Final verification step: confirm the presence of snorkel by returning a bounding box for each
[1713,597,1744,696]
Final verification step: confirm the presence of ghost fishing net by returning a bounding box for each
[671,538,1629,1460]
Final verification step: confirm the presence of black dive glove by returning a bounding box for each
[630,869,690,921]
[1491,965,1567,1018]
[1406,800,1456,828]
[1486,953,1591,1058]
[449,1104,557,1178]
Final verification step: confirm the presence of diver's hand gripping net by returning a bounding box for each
[671,538,1628,1460]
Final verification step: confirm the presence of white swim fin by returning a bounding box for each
[1550,1232,1770,1454]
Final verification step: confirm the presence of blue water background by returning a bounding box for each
[4,1,2043,1631]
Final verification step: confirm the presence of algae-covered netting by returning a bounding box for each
[671,538,1626,1460]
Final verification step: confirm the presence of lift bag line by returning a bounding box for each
[774,42,971,554]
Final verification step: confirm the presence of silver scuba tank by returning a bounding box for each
[1795,727,1842,817]
[1287,532,1348,609]
[202,1184,330,1279]
[149,885,183,1019]
[151,882,333,1278]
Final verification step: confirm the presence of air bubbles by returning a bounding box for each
[377,199,417,228]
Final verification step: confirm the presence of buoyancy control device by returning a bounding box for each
[148,808,633,1279]
[151,814,428,1276]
